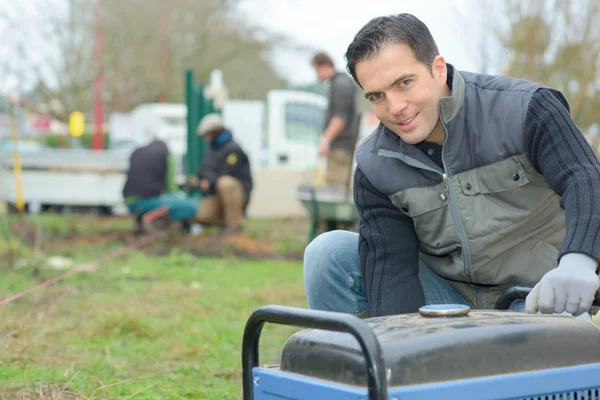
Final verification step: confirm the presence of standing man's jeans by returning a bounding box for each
[304,230,526,315]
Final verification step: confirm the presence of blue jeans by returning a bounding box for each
[126,193,199,221]
[304,230,525,315]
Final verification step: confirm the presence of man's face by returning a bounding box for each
[203,131,218,143]
[355,43,448,145]
[312,63,332,81]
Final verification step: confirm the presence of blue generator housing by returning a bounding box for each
[242,288,600,400]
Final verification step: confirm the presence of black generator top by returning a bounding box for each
[279,310,600,387]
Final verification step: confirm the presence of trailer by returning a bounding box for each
[0,146,130,213]
[242,287,600,400]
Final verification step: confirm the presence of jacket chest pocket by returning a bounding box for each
[455,156,535,235]
[390,184,459,253]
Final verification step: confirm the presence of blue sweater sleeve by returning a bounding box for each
[524,88,600,262]
[354,167,425,316]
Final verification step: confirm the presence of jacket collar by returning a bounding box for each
[211,130,232,148]
[440,64,465,124]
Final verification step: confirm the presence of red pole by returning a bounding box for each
[93,0,104,150]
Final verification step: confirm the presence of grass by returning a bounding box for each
[2,212,600,399]
[0,213,309,399]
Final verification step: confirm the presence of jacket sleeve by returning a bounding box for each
[196,154,218,187]
[524,88,600,263]
[354,166,425,316]
[234,150,253,193]
[165,153,177,193]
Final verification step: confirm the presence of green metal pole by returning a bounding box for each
[206,97,215,114]
[185,70,225,196]
[195,83,206,171]
[185,70,196,177]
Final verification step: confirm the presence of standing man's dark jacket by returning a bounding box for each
[123,140,170,200]
[196,131,253,197]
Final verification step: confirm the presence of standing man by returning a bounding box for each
[304,14,600,318]
[311,52,360,231]
[192,113,253,236]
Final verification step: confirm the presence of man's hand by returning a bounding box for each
[318,137,330,157]
[525,253,599,315]
[200,179,210,192]
[185,176,198,191]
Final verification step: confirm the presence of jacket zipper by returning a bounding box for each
[438,111,472,283]
[376,111,473,283]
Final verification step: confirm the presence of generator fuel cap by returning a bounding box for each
[419,304,471,317]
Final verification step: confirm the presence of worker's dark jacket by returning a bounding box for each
[122,140,169,199]
[355,65,600,309]
[197,131,253,198]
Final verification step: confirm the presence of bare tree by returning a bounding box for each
[0,0,301,120]
[468,0,600,153]
[0,0,96,120]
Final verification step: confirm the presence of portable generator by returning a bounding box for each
[242,287,600,400]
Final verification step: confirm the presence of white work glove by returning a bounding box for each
[526,253,599,316]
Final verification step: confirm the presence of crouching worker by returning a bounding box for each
[122,136,198,233]
[191,113,253,236]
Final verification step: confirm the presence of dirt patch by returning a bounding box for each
[61,232,133,246]
[180,234,272,256]
[14,228,298,261]
[8,217,306,261]
[10,223,132,249]
[221,234,273,253]
[148,232,283,260]
[9,223,36,245]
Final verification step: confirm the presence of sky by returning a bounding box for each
[0,0,497,93]
[236,0,486,86]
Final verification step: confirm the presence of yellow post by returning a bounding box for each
[69,111,85,149]
[8,94,25,212]
[69,111,85,137]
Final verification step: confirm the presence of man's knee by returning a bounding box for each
[304,230,358,284]
[215,176,242,193]
[195,196,220,226]
[304,230,361,312]
[305,230,347,260]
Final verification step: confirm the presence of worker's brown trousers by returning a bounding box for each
[195,176,247,230]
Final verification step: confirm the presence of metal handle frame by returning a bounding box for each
[241,305,388,400]
[494,286,600,310]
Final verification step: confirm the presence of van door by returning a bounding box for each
[222,100,265,170]
[266,90,326,171]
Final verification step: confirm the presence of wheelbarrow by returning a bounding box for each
[242,287,600,400]
[294,184,358,242]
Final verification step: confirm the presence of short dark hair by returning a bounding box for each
[345,14,439,85]
[311,52,335,67]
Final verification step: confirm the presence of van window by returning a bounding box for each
[162,116,186,129]
[284,102,324,144]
